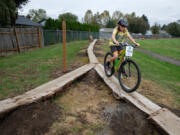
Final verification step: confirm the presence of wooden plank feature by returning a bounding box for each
[150,108,180,135]
[87,39,98,64]
[88,39,180,135]
[0,64,94,116]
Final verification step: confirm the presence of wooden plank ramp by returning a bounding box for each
[88,39,180,135]
[87,39,99,64]
[0,64,94,116]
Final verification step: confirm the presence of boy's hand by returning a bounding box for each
[135,43,140,47]
[115,41,120,46]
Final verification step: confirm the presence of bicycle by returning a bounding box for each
[104,42,141,95]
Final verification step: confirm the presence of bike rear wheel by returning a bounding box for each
[104,52,114,77]
[118,59,141,93]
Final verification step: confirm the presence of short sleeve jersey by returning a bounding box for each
[109,26,129,46]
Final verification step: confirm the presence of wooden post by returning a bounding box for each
[88,29,93,41]
[62,21,67,73]
[14,27,21,53]
[38,27,43,48]
[88,29,90,41]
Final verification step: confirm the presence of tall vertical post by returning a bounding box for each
[62,21,67,73]
[38,27,43,48]
[14,27,21,53]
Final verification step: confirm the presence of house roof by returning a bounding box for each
[38,19,46,24]
[38,19,47,26]
[100,28,113,33]
[16,16,42,27]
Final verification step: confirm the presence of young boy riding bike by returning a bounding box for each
[106,18,140,67]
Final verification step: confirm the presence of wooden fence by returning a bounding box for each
[0,27,43,56]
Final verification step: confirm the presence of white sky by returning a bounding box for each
[19,0,180,26]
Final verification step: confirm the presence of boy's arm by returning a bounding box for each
[112,34,119,45]
[112,27,119,45]
[127,33,140,46]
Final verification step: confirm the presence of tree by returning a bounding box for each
[142,14,150,30]
[166,22,180,36]
[106,18,116,28]
[124,12,136,20]
[91,12,102,26]
[44,18,55,29]
[127,17,148,34]
[177,20,180,24]
[14,0,29,8]
[151,23,160,34]
[58,12,78,22]
[112,10,123,23]
[27,9,47,22]
[100,10,110,25]
[0,0,29,27]
[84,10,93,24]
[161,24,167,30]
[124,13,149,34]
[44,18,99,32]
[0,0,16,27]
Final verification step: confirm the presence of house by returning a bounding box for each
[159,30,171,37]
[16,15,42,27]
[145,30,153,36]
[99,28,113,40]
[38,19,47,27]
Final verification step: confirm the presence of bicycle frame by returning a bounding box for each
[114,49,126,72]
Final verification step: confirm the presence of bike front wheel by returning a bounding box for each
[118,59,141,93]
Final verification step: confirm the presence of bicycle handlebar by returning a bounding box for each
[119,42,137,48]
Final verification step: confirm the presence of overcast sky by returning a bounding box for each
[19,0,180,26]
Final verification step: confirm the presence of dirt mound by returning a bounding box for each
[0,100,61,135]
[94,46,103,51]
[96,40,108,45]
[94,52,104,57]
[104,103,161,135]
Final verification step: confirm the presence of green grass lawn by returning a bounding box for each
[101,39,180,107]
[0,40,89,100]
[137,38,180,60]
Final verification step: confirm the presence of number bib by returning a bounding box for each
[125,46,133,57]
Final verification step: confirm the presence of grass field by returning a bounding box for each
[137,38,180,60]
[0,40,89,100]
[102,39,180,107]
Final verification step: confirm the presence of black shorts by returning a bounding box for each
[110,46,123,54]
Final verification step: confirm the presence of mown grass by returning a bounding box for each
[0,40,89,100]
[101,39,180,107]
[137,38,180,60]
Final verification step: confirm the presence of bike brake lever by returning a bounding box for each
[133,44,138,48]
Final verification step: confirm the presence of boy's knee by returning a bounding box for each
[113,54,118,59]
